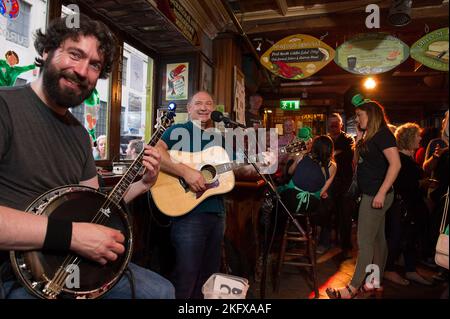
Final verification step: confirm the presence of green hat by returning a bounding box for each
[297,126,313,141]
[351,93,372,107]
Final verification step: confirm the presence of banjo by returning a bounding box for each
[9,106,176,299]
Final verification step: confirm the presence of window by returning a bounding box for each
[6,0,31,47]
[122,57,127,86]
[120,43,154,159]
[69,78,111,160]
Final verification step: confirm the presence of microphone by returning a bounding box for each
[211,111,247,128]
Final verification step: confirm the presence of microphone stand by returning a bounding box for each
[220,122,306,299]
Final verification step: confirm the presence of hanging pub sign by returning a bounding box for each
[335,33,409,75]
[410,27,448,72]
[260,34,335,80]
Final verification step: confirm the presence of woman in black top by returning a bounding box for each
[384,123,432,286]
[326,97,401,299]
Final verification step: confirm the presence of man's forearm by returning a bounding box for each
[157,146,190,178]
[0,206,47,250]
[123,179,150,203]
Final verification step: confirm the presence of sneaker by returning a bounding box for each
[406,272,432,285]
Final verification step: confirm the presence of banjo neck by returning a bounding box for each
[106,126,167,205]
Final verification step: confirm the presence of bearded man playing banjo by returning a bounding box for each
[0,14,174,299]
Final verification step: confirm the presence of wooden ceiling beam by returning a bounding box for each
[179,0,231,39]
[274,0,288,16]
[237,0,388,22]
[242,3,448,35]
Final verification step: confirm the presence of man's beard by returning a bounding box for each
[42,59,94,109]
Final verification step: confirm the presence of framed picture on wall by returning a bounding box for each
[165,62,189,101]
[159,54,197,110]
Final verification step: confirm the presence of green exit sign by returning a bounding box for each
[280,100,300,111]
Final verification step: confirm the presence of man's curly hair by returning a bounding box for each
[34,14,117,79]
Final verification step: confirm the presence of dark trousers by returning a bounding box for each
[385,199,421,272]
[329,181,354,250]
[170,212,225,299]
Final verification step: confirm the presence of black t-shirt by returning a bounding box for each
[330,132,354,190]
[394,152,424,205]
[0,85,97,210]
[245,110,262,128]
[357,126,397,196]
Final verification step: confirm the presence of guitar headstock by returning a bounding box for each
[157,103,177,130]
[284,139,307,153]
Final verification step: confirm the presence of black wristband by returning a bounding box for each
[42,216,73,252]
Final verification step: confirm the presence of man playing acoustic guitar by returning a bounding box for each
[155,91,276,299]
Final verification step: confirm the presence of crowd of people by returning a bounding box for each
[273,98,448,299]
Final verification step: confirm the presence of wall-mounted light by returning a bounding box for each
[256,42,262,51]
[253,37,274,52]
[264,109,273,114]
[363,77,377,90]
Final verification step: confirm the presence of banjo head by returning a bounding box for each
[10,185,133,299]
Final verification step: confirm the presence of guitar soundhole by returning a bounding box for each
[200,165,216,183]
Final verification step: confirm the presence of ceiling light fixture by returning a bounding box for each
[363,77,377,90]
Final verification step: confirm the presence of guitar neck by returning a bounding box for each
[106,127,167,205]
[215,161,249,174]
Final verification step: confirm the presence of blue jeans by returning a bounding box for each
[0,263,174,299]
[171,212,225,299]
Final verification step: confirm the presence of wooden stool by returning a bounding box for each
[273,211,319,298]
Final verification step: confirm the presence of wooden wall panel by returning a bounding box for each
[213,33,242,113]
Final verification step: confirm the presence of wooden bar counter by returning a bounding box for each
[223,178,266,279]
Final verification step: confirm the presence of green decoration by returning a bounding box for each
[0,59,36,87]
[84,88,100,107]
[88,128,97,144]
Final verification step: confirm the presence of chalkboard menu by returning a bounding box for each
[411,27,448,72]
[260,34,335,80]
[335,33,409,75]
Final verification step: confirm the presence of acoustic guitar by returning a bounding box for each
[151,139,306,217]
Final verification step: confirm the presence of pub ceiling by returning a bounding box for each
[73,0,448,114]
